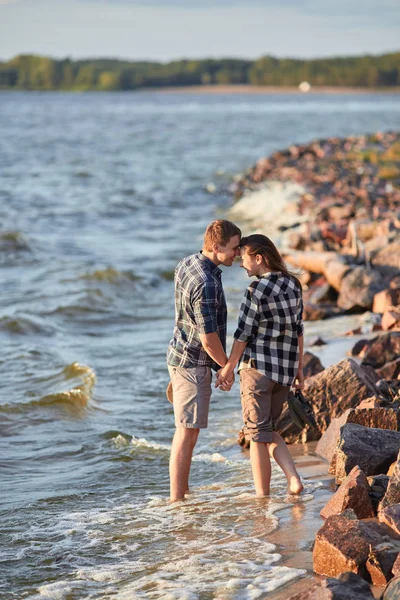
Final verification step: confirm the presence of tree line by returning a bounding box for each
[0,52,399,90]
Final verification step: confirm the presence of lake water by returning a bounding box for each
[1,91,399,599]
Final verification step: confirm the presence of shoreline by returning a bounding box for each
[150,84,400,95]
[1,85,400,95]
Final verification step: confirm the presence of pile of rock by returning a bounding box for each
[285,331,400,598]
[232,132,400,324]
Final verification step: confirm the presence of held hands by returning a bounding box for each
[215,365,235,391]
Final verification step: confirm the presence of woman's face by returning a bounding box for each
[240,247,266,277]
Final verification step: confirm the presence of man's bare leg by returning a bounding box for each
[268,432,303,495]
[170,428,199,502]
[249,440,271,496]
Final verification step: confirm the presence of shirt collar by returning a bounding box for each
[258,271,282,279]
[198,251,222,275]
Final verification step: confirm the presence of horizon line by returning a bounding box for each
[1,48,400,64]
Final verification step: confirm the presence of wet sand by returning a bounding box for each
[266,443,334,599]
[268,444,383,600]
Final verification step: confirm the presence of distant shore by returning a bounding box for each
[151,84,400,95]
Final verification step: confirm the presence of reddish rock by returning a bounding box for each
[320,466,374,520]
[377,359,400,381]
[361,332,400,369]
[349,407,399,429]
[373,289,400,314]
[382,307,400,331]
[331,424,400,484]
[379,505,400,539]
[303,303,339,321]
[357,397,383,409]
[338,266,386,312]
[366,545,398,585]
[316,412,349,462]
[380,452,400,511]
[275,359,378,444]
[313,513,391,578]
[303,351,325,379]
[287,572,375,599]
[348,339,369,357]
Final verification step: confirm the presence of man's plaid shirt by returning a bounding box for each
[234,272,304,386]
[167,252,227,370]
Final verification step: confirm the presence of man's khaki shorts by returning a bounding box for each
[240,368,290,443]
[168,366,212,429]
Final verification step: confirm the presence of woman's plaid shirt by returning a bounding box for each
[167,252,227,369]
[234,272,304,386]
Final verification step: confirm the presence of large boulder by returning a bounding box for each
[313,513,393,578]
[316,405,398,463]
[331,424,400,484]
[320,466,375,520]
[338,267,386,312]
[275,359,377,443]
[361,332,400,369]
[286,572,375,599]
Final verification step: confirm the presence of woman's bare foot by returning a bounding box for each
[288,476,304,495]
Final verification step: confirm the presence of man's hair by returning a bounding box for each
[203,220,241,251]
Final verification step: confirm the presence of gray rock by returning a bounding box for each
[331,424,400,484]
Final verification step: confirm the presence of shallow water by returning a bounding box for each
[1,91,399,599]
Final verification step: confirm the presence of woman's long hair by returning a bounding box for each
[240,234,302,292]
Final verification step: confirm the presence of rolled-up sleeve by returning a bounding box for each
[297,297,304,337]
[234,286,260,342]
[193,281,218,334]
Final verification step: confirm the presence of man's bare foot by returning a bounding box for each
[288,476,304,495]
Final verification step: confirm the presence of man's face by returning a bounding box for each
[216,235,241,267]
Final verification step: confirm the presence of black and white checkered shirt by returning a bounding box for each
[167,252,227,370]
[234,272,304,386]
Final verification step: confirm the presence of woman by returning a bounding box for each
[216,234,304,496]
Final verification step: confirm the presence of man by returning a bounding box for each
[167,219,241,502]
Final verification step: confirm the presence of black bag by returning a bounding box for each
[287,389,317,430]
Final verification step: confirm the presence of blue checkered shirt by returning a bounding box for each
[167,252,227,370]
[234,272,304,386]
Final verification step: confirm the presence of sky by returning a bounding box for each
[0,0,399,62]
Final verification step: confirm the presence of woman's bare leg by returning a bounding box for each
[268,432,303,495]
[249,441,271,496]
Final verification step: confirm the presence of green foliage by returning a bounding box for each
[0,52,399,91]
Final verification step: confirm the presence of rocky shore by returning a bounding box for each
[233,132,400,598]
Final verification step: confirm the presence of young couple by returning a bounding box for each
[167,220,304,503]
